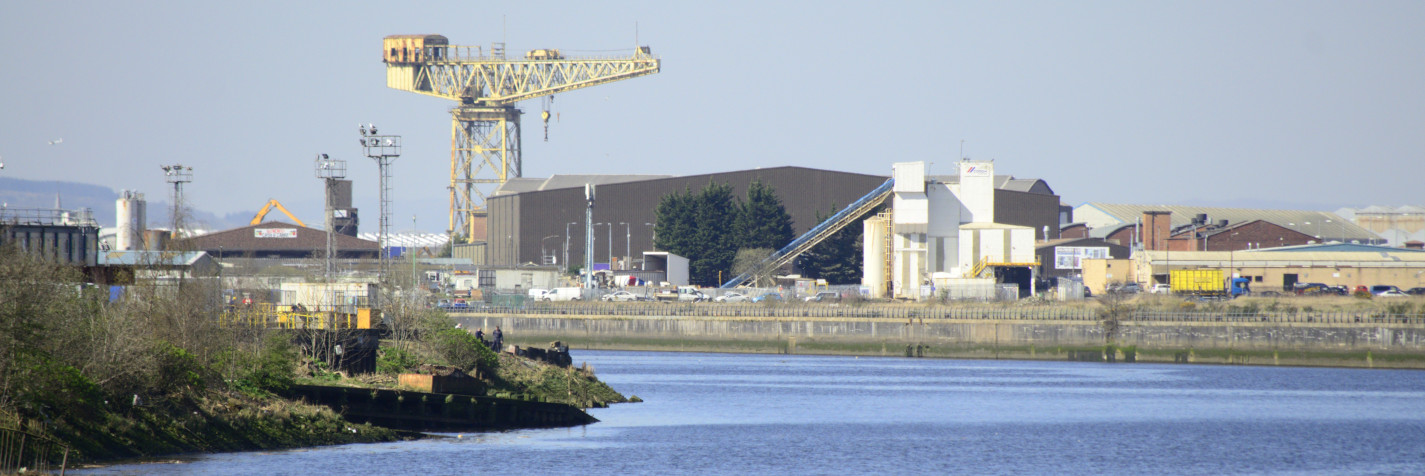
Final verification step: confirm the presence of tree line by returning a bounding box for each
[652,180,865,287]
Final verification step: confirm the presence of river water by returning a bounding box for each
[81,351,1425,475]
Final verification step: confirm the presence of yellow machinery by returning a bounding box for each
[250,199,306,227]
[382,34,661,241]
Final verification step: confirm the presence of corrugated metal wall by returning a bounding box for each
[488,167,891,268]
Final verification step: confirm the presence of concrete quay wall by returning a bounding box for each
[455,313,1425,369]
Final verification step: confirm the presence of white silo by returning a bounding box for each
[116,190,147,251]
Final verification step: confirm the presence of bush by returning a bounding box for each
[376,346,420,375]
[431,328,499,374]
[225,336,296,397]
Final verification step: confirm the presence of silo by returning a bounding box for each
[862,214,890,299]
[116,190,147,251]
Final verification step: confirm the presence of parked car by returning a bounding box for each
[1377,289,1409,298]
[751,292,785,303]
[715,292,749,303]
[435,299,452,309]
[450,299,470,310]
[1370,285,1404,296]
[1295,283,1332,295]
[804,291,840,303]
[528,289,551,301]
[1149,284,1171,294]
[1109,283,1141,295]
[602,291,639,302]
[1406,287,1425,296]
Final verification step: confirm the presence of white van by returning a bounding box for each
[548,287,583,301]
[528,288,551,301]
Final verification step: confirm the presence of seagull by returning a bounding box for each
[48,138,63,145]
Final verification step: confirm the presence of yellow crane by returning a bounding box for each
[250,199,306,227]
[382,34,661,242]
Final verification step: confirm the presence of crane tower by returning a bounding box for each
[382,34,661,242]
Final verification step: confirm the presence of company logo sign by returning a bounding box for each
[255,228,298,239]
[961,164,992,177]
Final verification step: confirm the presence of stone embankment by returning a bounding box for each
[453,304,1425,369]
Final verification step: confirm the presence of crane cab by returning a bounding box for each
[383,34,449,64]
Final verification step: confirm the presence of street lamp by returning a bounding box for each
[595,222,612,268]
[542,235,560,266]
[564,222,577,275]
[619,222,630,270]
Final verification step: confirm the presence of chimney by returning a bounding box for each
[1142,211,1171,251]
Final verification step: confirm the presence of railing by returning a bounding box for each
[0,207,97,227]
[0,426,69,474]
[451,303,1425,325]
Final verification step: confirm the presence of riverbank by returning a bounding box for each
[456,307,1425,369]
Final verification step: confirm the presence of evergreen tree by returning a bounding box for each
[736,180,795,252]
[654,187,696,254]
[690,182,741,286]
[797,206,866,285]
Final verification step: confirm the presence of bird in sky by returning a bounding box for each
[48,138,63,145]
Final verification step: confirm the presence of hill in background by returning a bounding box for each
[0,177,251,230]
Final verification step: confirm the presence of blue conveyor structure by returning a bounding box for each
[720,178,895,288]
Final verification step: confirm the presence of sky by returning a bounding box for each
[1,1,1422,233]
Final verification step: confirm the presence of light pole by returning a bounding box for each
[565,222,577,275]
[619,222,630,270]
[360,123,401,285]
[160,164,192,240]
[645,222,656,251]
[542,235,560,266]
[595,222,612,268]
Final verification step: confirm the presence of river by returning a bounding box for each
[80,351,1425,475]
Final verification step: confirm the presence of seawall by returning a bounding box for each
[454,312,1425,369]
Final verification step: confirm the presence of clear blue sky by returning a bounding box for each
[2,1,1421,232]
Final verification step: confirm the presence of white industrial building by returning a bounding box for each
[864,161,1038,300]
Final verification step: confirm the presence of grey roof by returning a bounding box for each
[1075,203,1379,243]
[494,174,675,196]
[1252,242,1424,253]
[927,174,1055,195]
[99,250,208,267]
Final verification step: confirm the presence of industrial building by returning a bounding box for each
[1337,205,1425,246]
[862,160,1045,300]
[484,167,889,268]
[177,221,380,259]
[0,207,101,267]
[1074,203,1380,248]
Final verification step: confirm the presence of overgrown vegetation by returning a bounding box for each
[0,245,403,463]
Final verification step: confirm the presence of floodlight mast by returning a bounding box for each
[360,124,400,289]
[161,164,193,240]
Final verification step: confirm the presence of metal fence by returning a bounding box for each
[0,426,69,474]
[453,302,1425,325]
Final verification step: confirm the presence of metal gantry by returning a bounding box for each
[382,35,661,242]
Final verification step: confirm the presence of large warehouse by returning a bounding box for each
[485,167,888,268]
[487,165,1066,283]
